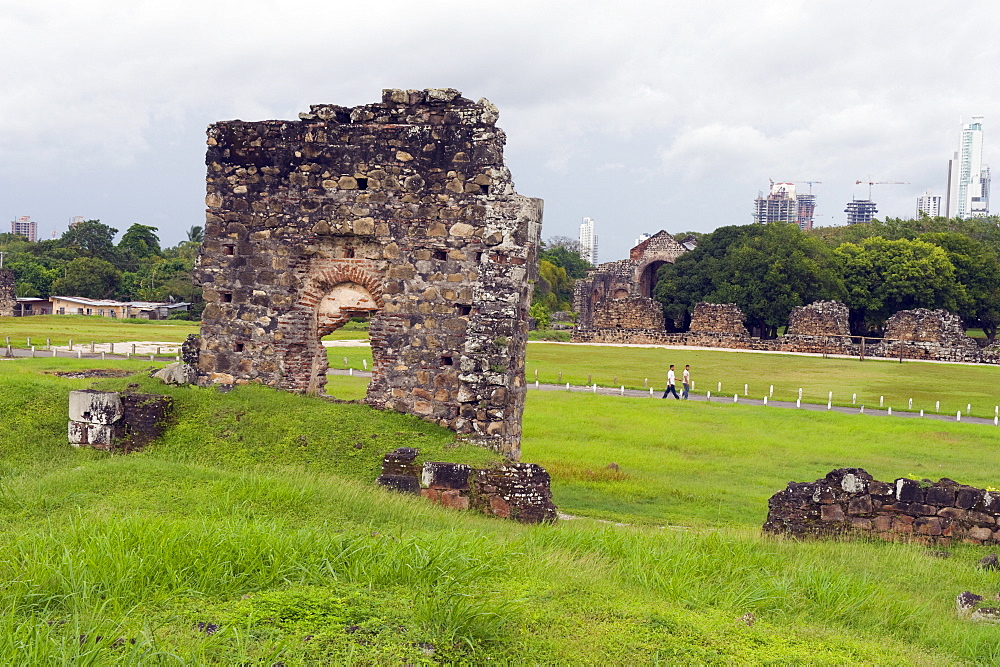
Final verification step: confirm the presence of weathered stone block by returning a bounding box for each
[422,462,471,490]
[69,390,123,425]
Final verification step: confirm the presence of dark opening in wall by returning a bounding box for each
[221,292,233,303]
[344,247,355,258]
[433,250,448,261]
[458,304,472,316]
[481,184,490,195]
[441,355,453,366]
[223,245,235,256]
[356,177,368,190]
[235,342,244,353]
[474,252,483,262]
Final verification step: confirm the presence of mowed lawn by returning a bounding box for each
[527,342,1000,419]
[0,315,199,346]
[327,374,1000,527]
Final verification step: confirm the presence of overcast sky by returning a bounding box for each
[1,0,997,260]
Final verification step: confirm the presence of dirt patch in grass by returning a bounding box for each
[50,369,135,379]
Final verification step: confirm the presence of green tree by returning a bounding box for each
[539,237,591,279]
[50,258,122,299]
[186,225,204,243]
[919,232,1000,339]
[118,223,162,269]
[58,220,119,264]
[834,237,963,334]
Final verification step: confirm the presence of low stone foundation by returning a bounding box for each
[764,468,1000,546]
[68,389,173,452]
[376,447,557,523]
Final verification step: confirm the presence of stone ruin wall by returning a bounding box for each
[591,297,665,330]
[786,300,851,336]
[765,468,1000,546]
[0,269,14,317]
[687,302,749,335]
[375,447,557,523]
[68,389,173,452]
[193,89,542,459]
[575,300,999,364]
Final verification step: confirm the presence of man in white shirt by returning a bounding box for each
[682,364,691,400]
[661,364,680,399]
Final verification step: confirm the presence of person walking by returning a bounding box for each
[682,364,691,400]
[662,364,680,399]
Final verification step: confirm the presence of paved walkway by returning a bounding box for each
[327,369,1000,427]
[2,345,178,361]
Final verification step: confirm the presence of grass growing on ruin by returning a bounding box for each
[8,357,1000,661]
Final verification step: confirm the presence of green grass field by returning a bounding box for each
[10,326,1000,660]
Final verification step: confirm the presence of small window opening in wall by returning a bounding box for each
[223,245,235,256]
[221,292,233,303]
[441,355,454,366]
[344,247,355,258]
[235,342,245,353]
[480,184,490,195]
[458,304,472,316]
[474,252,483,262]
[433,249,448,261]
[356,177,368,190]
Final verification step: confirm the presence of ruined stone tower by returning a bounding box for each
[0,269,15,317]
[194,89,542,458]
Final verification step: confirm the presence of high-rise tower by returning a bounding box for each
[946,116,990,218]
[579,217,598,265]
[753,182,816,230]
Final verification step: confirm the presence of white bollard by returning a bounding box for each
[30,346,35,358]
[620,386,625,396]
[827,399,832,410]
[860,405,864,414]
[763,396,768,406]
[936,400,940,412]
[649,388,654,397]
[852,393,857,404]
[707,391,711,401]
[887,407,892,416]
[920,409,924,417]
[995,416,999,426]
[798,388,803,400]
[996,406,999,418]
[717,381,722,392]
[593,383,597,393]
[51,348,56,357]
[535,380,539,388]
[796,398,801,408]
[908,398,912,409]
[127,352,131,359]
[566,382,570,391]
[363,359,368,370]
[344,356,349,368]
[102,352,106,360]
[769,385,774,397]
[744,383,748,396]
[349,368,353,376]
[175,355,180,361]
[149,354,155,361]
[957,411,962,422]
[879,396,884,407]
[733,394,738,403]
[77,351,82,359]
[967,404,972,414]
[828,391,833,402]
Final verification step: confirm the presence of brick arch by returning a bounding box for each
[278,264,385,395]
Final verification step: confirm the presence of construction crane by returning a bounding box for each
[856,178,909,200]
[789,180,822,194]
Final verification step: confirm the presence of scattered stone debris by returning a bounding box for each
[195,622,220,635]
[957,591,1000,623]
[151,362,199,385]
[979,554,1000,570]
[376,448,556,523]
[68,389,172,452]
[765,468,1000,546]
[737,612,755,627]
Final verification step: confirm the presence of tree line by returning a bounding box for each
[654,216,1000,339]
[1,220,205,318]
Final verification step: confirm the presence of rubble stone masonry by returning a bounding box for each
[687,302,749,335]
[194,89,542,458]
[0,269,14,317]
[765,468,1000,546]
[786,300,851,336]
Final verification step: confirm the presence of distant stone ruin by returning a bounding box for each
[194,89,542,459]
[688,302,749,335]
[0,269,14,317]
[765,468,1000,546]
[786,301,850,337]
[573,231,689,334]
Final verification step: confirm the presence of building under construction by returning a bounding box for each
[753,182,817,230]
[845,199,878,225]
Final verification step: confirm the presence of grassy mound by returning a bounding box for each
[3,359,1000,661]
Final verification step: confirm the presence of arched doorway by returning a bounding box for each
[638,260,667,299]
